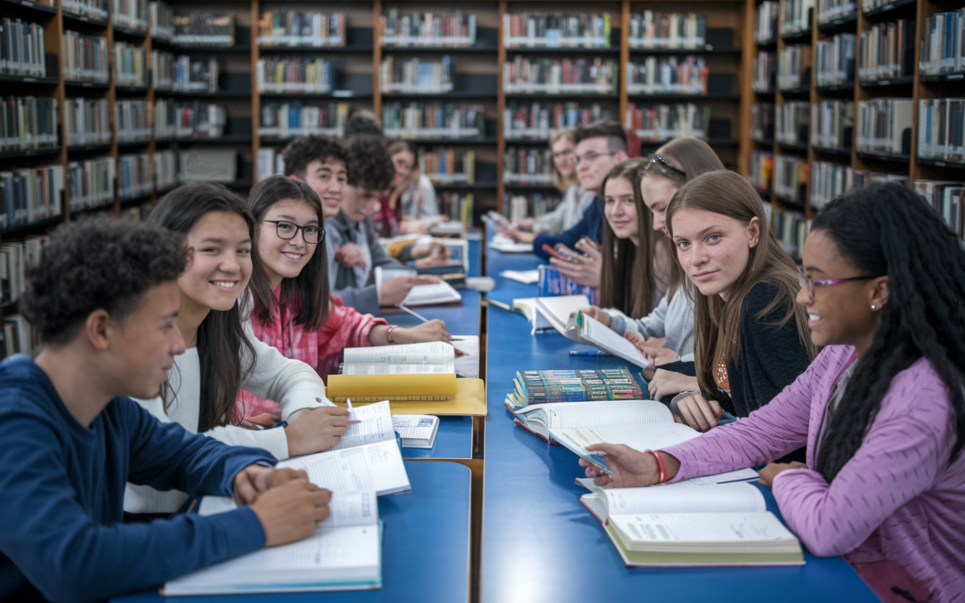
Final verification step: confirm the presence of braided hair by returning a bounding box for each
[812,182,965,481]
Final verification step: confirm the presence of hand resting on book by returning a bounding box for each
[249,478,333,547]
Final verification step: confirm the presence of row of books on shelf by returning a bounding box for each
[751,103,774,143]
[0,18,46,79]
[155,148,177,191]
[116,99,150,143]
[625,104,710,142]
[1,97,57,152]
[64,98,111,147]
[503,57,617,95]
[810,163,906,208]
[0,165,62,230]
[627,12,707,50]
[503,102,610,141]
[381,56,452,94]
[754,2,779,46]
[114,42,146,88]
[381,103,484,139]
[919,99,965,164]
[812,100,854,149]
[155,100,226,139]
[257,57,333,94]
[153,55,218,93]
[149,0,173,42]
[68,156,115,211]
[626,57,708,96]
[64,0,108,22]
[261,102,347,139]
[503,147,552,185]
[0,235,44,312]
[171,13,234,47]
[781,0,814,36]
[419,149,474,184]
[442,192,473,226]
[776,102,809,146]
[916,180,965,240]
[920,10,964,77]
[64,31,109,84]
[505,192,562,222]
[753,99,855,151]
[817,0,856,25]
[258,11,346,48]
[752,51,776,93]
[858,19,915,83]
[117,152,151,200]
[856,98,912,155]
[778,45,810,91]
[113,0,148,32]
[774,154,809,204]
[381,10,476,48]
[770,205,810,259]
[503,13,612,49]
[816,33,855,87]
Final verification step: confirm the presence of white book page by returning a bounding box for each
[535,295,590,334]
[546,400,672,430]
[392,415,438,440]
[687,468,760,484]
[197,490,377,528]
[279,439,411,496]
[550,423,700,459]
[401,281,462,306]
[500,269,539,284]
[375,265,416,290]
[579,313,651,369]
[610,512,797,545]
[603,482,766,515]
[343,342,454,366]
[330,401,394,450]
[342,363,454,375]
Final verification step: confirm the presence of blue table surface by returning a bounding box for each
[112,460,471,603]
[402,415,473,460]
[480,245,879,603]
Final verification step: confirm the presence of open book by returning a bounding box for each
[328,343,457,402]
[375,266,462,307]
[392,414,440,448]
[488,234,534,253]
[512,399,671,442]
[575,480,803,567]
[562,311,651,369]
[533,295,589,335]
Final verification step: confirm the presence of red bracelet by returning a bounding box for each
[646,449,667,484]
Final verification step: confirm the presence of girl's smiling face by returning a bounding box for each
[256,199,320,290]
[178,211,253,312]
[603,176,639,244]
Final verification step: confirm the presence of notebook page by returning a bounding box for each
[401,281,461,306]
[197,490,377,528]
[550,423,700,459]
[330,401,394,450]
[392,415,438,440]
[279,439,411,496]
[549,400,672,429]
[343,342,454,366]
[341,363,454,375]
[603,482,766,515]
[610,512,797,545]
[578,313,650,369]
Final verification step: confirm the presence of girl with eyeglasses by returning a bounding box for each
[125,182,351,517]
[241,176,451,423]
[581,182,965,602]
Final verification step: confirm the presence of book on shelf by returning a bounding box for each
[774,155,810,205]
[504,12,611,49]
[392,414,440,448]
[506,367,645,412]
[328,342,457,402]
[64,98,111,147]
[118,152,152,201]
[503,192,563,222]
[178,148,236,183]
[164,424,412,595]
[780,0,814,36]
[0,166,62,230]
[856,98,913,155]
[381,102,484,139]
[504,102,609,140]
[577,478,803,567]
[754,1,779,45]
[777,44,811,91]
[380,55,452,94]
[114,42,147,88]
[0,97,58,152]
[625,103,710,142]
[503,147,552,185]
[381,10,476,48]
[63,0,108,21]
[858,19,915,82]
[817,0,856,26]
[811,100,854,150]
[915,180,965,240]
[751,51,776,93]
[256,147,283,182]
[815,33,855,87]
[751,103,775,143]
[257,57,332,94]
[67,156,114,212]
[626,57,708,96]
[63,31,109,84]
[812,161,853,209]
[3,314,37,357]
[628,12,706,50]
[442,192,473,227]
[0,237,46,304]
[172,12,235,47]
[773,207,810,258]
[538,264,598,304]
[165,101,226,139]
[258,11,345,48]
[114,0,148,32]
[149,1,174,42]
[0,18,47,78]
[750,151,774,193]
[260,101,347,138]
[154,149,177,191]
[918,99,965,164]
[503,57,618,95]
[419,148,474,185]
[776,101,809,145]
[920,10,964,77]
[115,99,150,143]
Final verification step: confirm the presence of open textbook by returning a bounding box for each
[512,399,675,442]
[163,408,410,595]
[563,311,652,369]
[375,266,462,307]
[392,414,440,448]
[575,480,803,567]
[328,343,457,402]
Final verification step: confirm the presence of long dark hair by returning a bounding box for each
[148,183,257,432]
[667,171,817,400]
[599,158,667,317]
[248,175,330,330]
[812,183,965,481]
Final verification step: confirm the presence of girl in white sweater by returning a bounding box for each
[125,183,351,514]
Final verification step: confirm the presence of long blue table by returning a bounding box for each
[480,242,879,603]
[112,460,471,603]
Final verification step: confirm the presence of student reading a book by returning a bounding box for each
[125,183,352,516]
[504,128,589,239]
[638,171,816,436]
[581,182,965,603]
[0,218,331,603]
[530,120,631,287]
[323,135,440,315]
[582,138,725,365]
[245,175,451,393]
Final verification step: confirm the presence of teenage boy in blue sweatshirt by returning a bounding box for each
[0,218,331,603]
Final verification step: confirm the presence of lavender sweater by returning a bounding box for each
[664,345,965,603]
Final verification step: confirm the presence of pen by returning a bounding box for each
[399,303,430,323]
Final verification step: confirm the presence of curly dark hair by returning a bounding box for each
[343,109,382,138]
[345,134,394,190]
[812,183,965,482]
[21,217,186,347]
[281,134,348,179]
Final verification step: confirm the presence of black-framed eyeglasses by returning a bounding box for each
[651,154,686,177]
[797,266,881,300]
[263,220,325,244]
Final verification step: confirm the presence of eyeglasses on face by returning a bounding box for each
[574,151,616,166]
[650,154,687,177]
[263,220,325,244]
[796,266,880,299]
[552,149,575,161]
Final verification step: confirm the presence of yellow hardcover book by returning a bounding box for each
[327,373,457,402]
[333,378,487,416]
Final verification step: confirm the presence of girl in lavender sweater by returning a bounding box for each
[581,183,965,602]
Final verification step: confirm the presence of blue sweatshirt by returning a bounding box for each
[0,356,276,603]
[532,196,603,261]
